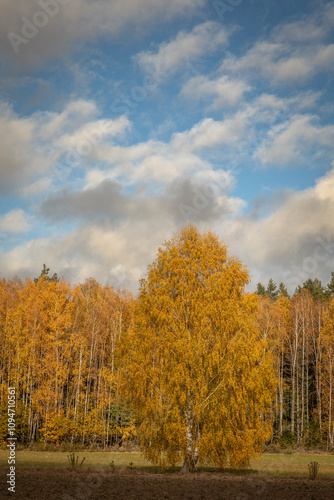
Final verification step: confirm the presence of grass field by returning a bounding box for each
[1,450,333,477]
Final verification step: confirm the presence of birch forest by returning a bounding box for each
[0,267,334,452]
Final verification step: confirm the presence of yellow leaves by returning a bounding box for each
[0,276,134,446]
[320,297,334,439]
[322,297,334,341]
[40,411,68,444]
[121,224,276,468]
[116,419,137,442]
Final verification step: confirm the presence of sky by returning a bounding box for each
[0,0,334,294]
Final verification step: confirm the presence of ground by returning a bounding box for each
[1,468,334,500]
[1,452,334,499]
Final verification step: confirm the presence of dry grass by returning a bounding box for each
[1,450,334,477]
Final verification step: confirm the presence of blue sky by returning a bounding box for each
[1,0,334,293]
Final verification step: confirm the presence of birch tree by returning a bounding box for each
[121,224,276,471]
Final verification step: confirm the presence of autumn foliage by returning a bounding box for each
[0,224,334,468]
[255,288,334,450]
[0,276,135,447]
[121,225,276,470]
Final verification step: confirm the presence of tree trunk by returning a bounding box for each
[180,408,199,473]
[180,454,198,473]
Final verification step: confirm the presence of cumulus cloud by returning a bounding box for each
[135,21,230,75]
[271,2,334,43]
[39,174,242,226]
[0,209,31,233]
[181,75,251,109]
[221,3,334,84]
[86,91,332,192]
[171,116,248,152]
[254,115,334,166]
[1,89,328,208]
[2,165,334,294]
[219,165,334,291]
[1,93,250,204]
[86,114,252,190]
[222,42,334,84]
[0,99,130,196]
[1,0,205,70]
[0,224,160,292]
[0,102,36,194]
[1,171,243,290]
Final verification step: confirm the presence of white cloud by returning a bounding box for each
[54,117,130,156]
[181,75,251,108]
[221,3,334,84]
[222,42,334,84]
[271,3,334,43]
[2,95,247,199]
[0,168,245,290]
[0,99,130,196]
[217,165,334,291]
[171,116,248,152]
[0,209,31,233]
[0,224,158,291]
[254,115,334,166]
[87,113,251,190]
[3,165,334,294]
[254,91,320,113]
[0,102,36,193]
[86,91,330,191]
[136,21,229,75]
[37,100,99,140]
[2,0,206,69]
[1,89,327,204]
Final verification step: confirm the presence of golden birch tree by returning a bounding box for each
[121,224,276,471]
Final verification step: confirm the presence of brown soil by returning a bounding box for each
[1,468,334,500]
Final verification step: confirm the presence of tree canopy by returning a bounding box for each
[121,224,276,471]
[34,264,59,283]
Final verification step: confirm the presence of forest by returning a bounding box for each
[1,263,334,454]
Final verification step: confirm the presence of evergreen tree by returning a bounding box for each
[256,283,266,296]
[278,282,289,299]
[325,272,334,297]
[302,278,324,300]
[34,264,59,283]
[266,278,278,301]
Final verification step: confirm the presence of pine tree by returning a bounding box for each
[278,282,290,299]
[325,272,334,298]
[266,279,278,301]
[302,278,324,300]
[256,283,266,297]
[34,264,59,283]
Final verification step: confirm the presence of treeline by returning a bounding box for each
[255,274,334,450]
[0,270,334,450]
[0,273,135,448]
